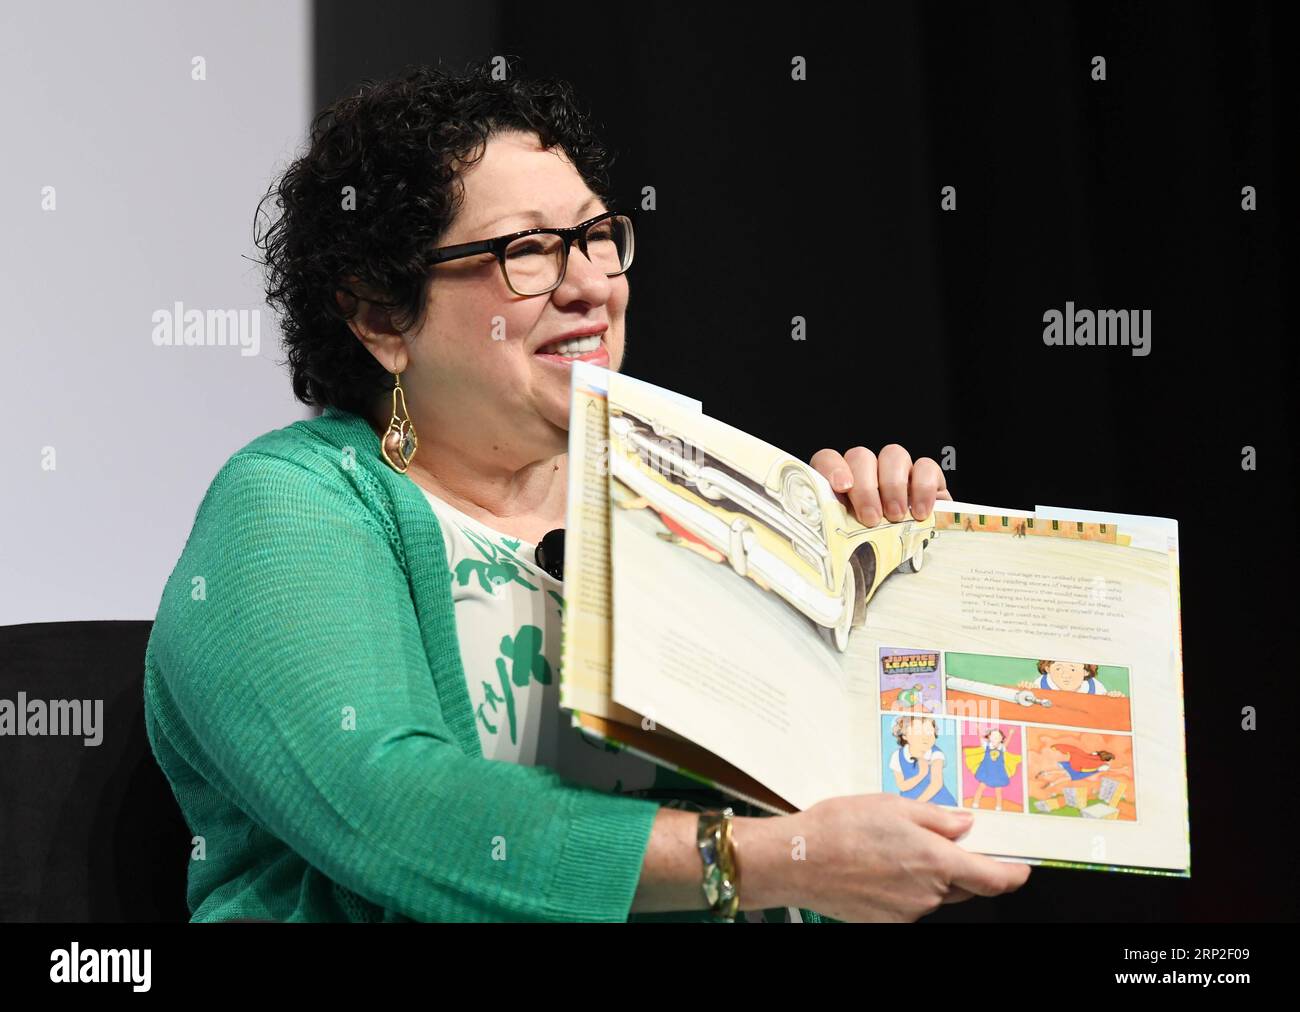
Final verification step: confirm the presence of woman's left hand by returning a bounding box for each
[809,445,952,527]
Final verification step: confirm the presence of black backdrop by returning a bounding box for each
[315,0,1296,921]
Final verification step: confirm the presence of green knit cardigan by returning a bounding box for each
[143,405,827,923]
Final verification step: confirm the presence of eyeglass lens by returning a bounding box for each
[502,215,633,295]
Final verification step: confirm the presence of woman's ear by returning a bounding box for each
[336,278,408,373]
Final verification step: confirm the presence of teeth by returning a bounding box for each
[541,334,601,357]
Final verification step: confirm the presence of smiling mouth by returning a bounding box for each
[534,333,606,360]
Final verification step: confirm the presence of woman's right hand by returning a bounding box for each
[737,793,1031,922]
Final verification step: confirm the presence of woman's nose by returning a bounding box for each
[554,243,613,302]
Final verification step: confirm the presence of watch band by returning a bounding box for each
[696,807,741,921]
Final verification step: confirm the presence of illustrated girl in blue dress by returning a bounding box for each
[889,715,957,806]
[963,727,1022,811]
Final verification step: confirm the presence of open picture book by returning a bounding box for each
[559,362,1189,877]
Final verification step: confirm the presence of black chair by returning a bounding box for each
[0,621,191,922]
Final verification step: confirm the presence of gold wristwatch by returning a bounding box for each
[696,807,741,922]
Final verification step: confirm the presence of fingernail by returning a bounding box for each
[886,499,902,518]
[833,470,852,492]
[863,507,880,526]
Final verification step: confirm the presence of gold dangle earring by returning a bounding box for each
[380,370,418,473]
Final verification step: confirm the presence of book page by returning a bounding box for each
[605,373,859,811]
[856,500,1186,874]
[559,363,702,724]
[561,364,801,813]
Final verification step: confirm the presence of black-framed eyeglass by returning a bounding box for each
[428,209,635,297]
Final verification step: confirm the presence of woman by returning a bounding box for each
[143,62,1030,922]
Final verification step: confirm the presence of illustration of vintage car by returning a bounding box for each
[607,408,936,652]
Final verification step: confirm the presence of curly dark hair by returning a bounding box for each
[253,59,615,415]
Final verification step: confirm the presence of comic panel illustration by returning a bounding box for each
[1025,727,1136,821]
[879,647,943,714]
[880,713,960,806]
[958,720,1026,813]
[943,651,1131,732]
